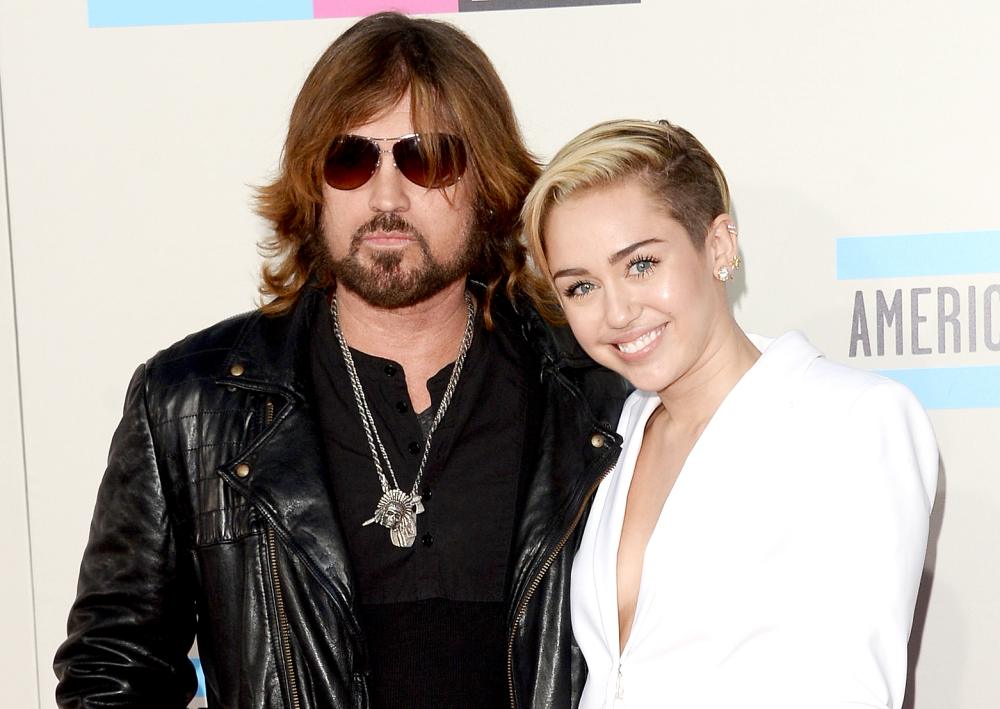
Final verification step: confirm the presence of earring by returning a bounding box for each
[726,223,738,237]
[718,253,742,282]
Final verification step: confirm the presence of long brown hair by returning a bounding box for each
[256,12,539,323]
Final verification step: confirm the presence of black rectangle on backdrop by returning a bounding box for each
[460,0,640,12]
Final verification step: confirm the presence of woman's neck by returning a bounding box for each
[655,319,760,434]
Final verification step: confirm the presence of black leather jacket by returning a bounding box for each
[54,286,628,709]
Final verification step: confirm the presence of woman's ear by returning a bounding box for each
[706,213,740,282]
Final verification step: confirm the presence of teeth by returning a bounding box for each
[617,327,662,354]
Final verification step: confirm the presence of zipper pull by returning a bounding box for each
[614,664,625,707]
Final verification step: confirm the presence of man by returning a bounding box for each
[54,12,627,709]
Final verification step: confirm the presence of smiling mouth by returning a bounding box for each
[615,326,664,354]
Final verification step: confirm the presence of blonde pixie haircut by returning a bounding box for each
[520,119,733,323]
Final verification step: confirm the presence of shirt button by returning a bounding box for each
[396,401,409,413]
[408,441,421,454]
[384,364,398,376]
[590,433,606,448]
[423,488,432,501]
[421,533,434,547]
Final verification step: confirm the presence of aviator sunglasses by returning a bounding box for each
[323,133,468,190]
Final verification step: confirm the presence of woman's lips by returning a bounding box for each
[614,325,665,355]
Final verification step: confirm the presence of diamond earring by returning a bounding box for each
[717,265,731,282]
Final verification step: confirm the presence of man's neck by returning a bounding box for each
[334,280,472,412]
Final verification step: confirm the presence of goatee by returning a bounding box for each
[326,212,482,309]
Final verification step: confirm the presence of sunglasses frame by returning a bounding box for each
[323,132,467,191]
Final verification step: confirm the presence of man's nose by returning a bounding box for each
[368,148,410,213]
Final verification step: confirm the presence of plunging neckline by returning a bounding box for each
[607,343,766,659]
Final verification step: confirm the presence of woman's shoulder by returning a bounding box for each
[802,349,922,417]
[758,330,922,415]
[756,332,937,500]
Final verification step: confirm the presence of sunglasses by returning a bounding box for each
[323,133,468,190]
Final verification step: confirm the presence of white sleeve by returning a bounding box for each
[809,379,938,708]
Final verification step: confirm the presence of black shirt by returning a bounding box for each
[308,296,530,708]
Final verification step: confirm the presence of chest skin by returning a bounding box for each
[615,406,703,652]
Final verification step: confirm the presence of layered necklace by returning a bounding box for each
[329,291,476,547]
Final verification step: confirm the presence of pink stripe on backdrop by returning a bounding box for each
[313,0,458,18]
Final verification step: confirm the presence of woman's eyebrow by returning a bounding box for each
[608,238,662,265]
[551,266,588,280]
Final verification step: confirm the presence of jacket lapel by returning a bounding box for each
[214,287,358,604]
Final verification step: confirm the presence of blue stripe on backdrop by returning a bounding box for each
[877,365,1000,409]
[836,230,1000,279]
[88,1,312,27]
[191,657,206,698]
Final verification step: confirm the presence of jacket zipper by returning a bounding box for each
[266,526,302,709]
[264,398,275,426]
[506,460,616,709]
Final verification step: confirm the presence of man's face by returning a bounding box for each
[320,92,478,308]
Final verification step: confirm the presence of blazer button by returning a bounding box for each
[235,463,251,478]
[230,363,246,377]
[590,433,606,448]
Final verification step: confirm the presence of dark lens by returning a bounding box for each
[393,134,467,188]
[324,136,379,190]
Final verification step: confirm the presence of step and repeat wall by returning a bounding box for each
[1,1,997,706]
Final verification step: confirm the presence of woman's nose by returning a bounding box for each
[604,285,640,329]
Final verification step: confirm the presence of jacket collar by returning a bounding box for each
[497,290,605,372]
[216,285,326,400]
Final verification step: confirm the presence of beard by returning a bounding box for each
[325,212,483,309]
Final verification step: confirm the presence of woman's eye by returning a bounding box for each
[627,256,658,278]
[564,280,595,298]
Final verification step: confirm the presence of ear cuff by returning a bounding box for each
[717,222,741,282]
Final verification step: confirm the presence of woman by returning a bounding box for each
[520,119,938,708]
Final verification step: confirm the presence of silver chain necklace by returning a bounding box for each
[329,291,476,547]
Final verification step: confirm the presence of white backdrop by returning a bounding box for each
[1,1,997,707]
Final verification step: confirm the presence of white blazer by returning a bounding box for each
[571,331,939,709]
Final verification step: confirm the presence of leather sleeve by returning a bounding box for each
[53,364,198,708]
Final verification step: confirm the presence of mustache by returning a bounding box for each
[349,213,429,262]
[355,212,418,238]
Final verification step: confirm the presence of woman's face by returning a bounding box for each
[544,178,730,394]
